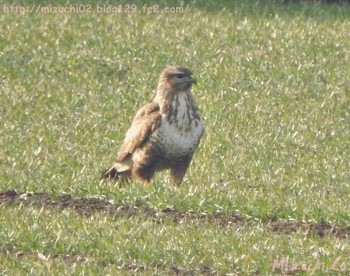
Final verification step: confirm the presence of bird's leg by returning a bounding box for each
[170,169,186,186]
[170,161,191,187]
[132,163,155,185]
[170,156,193,187]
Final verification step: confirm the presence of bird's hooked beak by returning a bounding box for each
[190,76,197,85]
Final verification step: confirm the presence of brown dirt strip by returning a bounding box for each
[1,245,212,274]
[1,190,349,239]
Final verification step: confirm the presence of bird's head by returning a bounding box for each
[157,66,197,93]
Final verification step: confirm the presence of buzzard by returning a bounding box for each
[101,66,204,186]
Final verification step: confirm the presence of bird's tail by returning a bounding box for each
[101,162,131,180]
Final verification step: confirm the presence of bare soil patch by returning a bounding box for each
[1,189,349,239]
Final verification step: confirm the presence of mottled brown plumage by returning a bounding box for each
[101,66,204,186]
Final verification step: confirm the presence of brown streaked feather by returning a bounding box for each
[101,102,161,180]
[101,164,132,180]
[116,102,161,162]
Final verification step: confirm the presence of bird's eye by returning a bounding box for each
[176,74,185,79]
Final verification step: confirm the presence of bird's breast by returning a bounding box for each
[151,115,203,158]
[150,91,203,158]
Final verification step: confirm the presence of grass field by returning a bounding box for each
[1,0,350,274]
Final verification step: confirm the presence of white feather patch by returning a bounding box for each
[152,92,203,157]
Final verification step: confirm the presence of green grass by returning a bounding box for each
[1,0,350,274]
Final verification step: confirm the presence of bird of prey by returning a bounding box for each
[101,66,204,186]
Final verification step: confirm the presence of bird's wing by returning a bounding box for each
[116,102,161,162]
